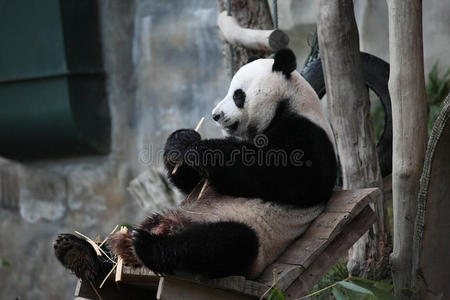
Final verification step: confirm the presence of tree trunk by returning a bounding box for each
[216,0,274,77]
[386,0,428,298]
[316,0,389,278]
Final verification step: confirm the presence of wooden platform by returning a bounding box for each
[74,188,379,300]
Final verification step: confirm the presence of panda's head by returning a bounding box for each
[212,49,298,139]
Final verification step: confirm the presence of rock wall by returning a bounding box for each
[0,1,225,299]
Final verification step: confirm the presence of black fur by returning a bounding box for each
[166,100,337,207]
[55,49,337,282]
[233,89,246,108]
[272,48,297,79]
[54,234,113,285]
[164,129,202,194]
[132,222,259,278]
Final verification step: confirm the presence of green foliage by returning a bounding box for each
[309,261,348,299]
[268,287,286,300]
[0,258,11,268]
[304,277,399,300]
[262,262,401,300]
[371,102,385,142]
[426,61,450,132]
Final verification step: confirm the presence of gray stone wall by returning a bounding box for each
[0,1,225,299]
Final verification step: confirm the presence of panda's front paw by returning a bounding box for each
[164,129,201,166]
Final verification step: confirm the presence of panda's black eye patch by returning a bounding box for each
[233,89,246,108]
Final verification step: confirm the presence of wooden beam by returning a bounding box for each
[316,0,388,277]
[386,0,428,298]
[284,206,376,299]
[216,0,274,76]
[157,277,255,300]
[217,11,289,52]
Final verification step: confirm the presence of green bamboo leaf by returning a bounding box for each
[353,281,398,300]
[331,287,347,300]
[268,288,286,300]
[337,281,374,295]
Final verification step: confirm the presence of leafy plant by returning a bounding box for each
[268,287,286,300]
[308,260,349,299]
[426,61,450,132]
[0,258,11,268]
[263,261,402,300]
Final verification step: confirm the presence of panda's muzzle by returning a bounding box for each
[212,111,223,121]
[225,121,239,132]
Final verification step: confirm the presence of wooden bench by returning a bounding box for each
[74,188,379,300]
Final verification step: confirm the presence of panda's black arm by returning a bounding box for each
[164,129,203,194]
[186,137,282,201]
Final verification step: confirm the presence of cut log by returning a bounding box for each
[217,11,289,52]
[216,0,274,76]
[386,0,428,298]
[316,0,388,278]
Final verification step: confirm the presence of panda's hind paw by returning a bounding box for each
[131,229,165,273]
[108,231,142,267]
[53,233,101,284]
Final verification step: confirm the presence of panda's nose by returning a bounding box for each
[212,111,223,121]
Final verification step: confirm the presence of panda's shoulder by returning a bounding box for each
[265,99,328,140]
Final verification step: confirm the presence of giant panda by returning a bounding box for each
[54,48,337,284]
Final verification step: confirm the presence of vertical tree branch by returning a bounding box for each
[386,0,428,298]
[316,0,388,278]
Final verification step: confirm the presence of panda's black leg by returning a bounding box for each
[131,221,259,278]
[54,234,113,285]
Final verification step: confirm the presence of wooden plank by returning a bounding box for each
[74,279,157,300]
[169,273,270,298]
[77,188,379,299]
[306,212,350,240]
[276,212,349,267]
[122,266,156,277]
[283,207,376,299]
[157,276,256,300]
[324,188,379,214]
[274,188,379,268]
[255,262,304,293]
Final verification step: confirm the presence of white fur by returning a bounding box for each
[212,58,336,149]
[200,58,334,278]
[180,186,324,279]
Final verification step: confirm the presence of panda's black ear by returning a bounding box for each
[246,55,260,64]
[272,48,297,79]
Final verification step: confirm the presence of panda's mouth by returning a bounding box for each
[225,121,239,132]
